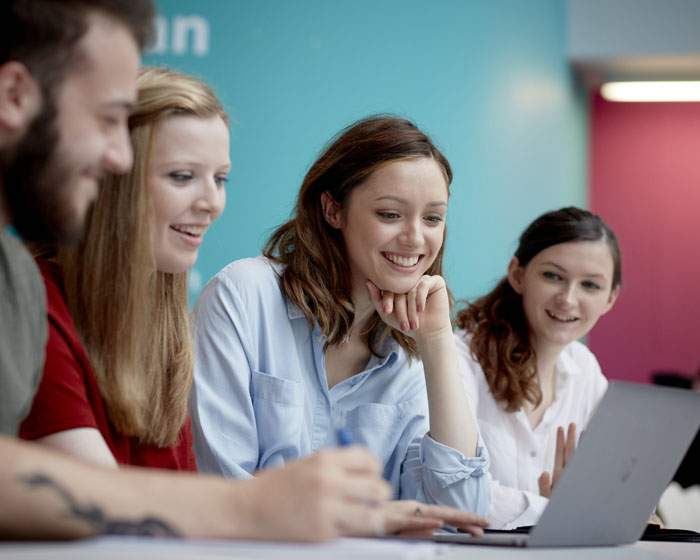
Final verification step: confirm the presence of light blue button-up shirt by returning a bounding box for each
[190,257,490,515]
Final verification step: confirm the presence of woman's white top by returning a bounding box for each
[455,329,608,529]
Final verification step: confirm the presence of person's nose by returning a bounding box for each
[102,125,133,174]
[556,283,577,307]
[194,176,226,217]
[398,217,424,248]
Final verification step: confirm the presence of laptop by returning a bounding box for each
[408,381,700,547]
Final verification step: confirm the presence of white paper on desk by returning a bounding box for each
[213,537,452,560]
[0,536,452,560]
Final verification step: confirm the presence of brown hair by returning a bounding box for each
[1,0,154,101]
[56,67,228,446]
[455,206,622,411]
[264,115,452,358]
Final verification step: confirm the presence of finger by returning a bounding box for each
[406,288,419,330]
[414,277,431,314]
[381,290,395,315]
[389,503,487,536]
[413,504,489,529]
[385,516,444,536]
[340,477,391,506]
[455,525,485,537]
[330,450,392,504]
[328,471,391,506]
[378,501,488,527]
[423,275,446,298]
[538,471,551,497]
[380,499,423,515]
[564,422,577,464]
[308,450,391,504]
[393,294,409,332]
[553,426,566,476]
[336,502,387,538]
[366,280,394,316]
[365,280,382,309]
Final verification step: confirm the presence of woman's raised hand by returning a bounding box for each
[538,422,577,497]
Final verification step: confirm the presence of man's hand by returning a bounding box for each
[244,447,390,541]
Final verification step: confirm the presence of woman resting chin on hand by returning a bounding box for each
[190,116,491,534]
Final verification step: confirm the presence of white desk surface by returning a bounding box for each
[0,537,696,560]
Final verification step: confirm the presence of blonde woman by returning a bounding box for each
[18,66,229,468]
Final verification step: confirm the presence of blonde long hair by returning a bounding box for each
[57,66,228,446]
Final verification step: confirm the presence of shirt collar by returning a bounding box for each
[368,329,401,368]
[288,296,400,365]
[286,297,305,320]
[375,329,399,356]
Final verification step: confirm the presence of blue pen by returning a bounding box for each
[336,426,354,446]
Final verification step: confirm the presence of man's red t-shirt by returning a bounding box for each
[19,259,196,471]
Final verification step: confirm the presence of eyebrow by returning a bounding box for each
[100,100,136,113]
[156,160,232,170]
[541,261,607,279]
[375,195,447,207]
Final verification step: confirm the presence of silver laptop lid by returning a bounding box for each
[530,381,700,547]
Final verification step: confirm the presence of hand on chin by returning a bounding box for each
[365,276,451,341]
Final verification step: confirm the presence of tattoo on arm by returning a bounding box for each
[22,473,181,537]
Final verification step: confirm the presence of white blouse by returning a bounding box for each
[455,329,608,529]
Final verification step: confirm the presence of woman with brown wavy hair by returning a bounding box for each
[454,206,621,529]
[190,115,491,528]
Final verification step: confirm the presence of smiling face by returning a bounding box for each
[147,114,229,274]
[3,11,140,242]
[508,240,620,354]
[323,156,448,299]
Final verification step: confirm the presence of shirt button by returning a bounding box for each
[530,451,537,458]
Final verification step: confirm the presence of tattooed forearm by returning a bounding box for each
[21,473,181,537]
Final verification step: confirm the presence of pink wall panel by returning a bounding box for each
[589,94,700,383]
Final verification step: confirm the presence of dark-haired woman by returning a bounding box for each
[190,116,490,534]
[454,207,621,529]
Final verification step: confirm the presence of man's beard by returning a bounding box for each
[0,96,82,243]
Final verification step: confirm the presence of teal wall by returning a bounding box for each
[146,0,587,304]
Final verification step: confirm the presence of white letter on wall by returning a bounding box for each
[150,15,168,54]
[172,16,210,56]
